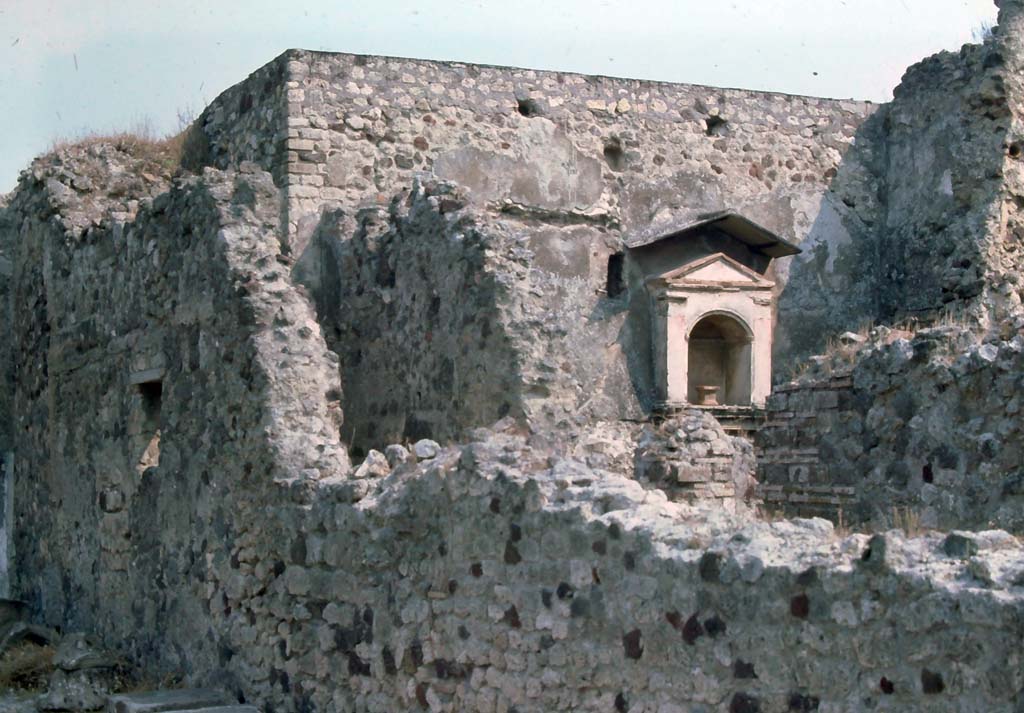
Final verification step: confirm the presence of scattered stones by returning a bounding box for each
[383,444,411,468]
[942,532,979,558]
[412,439,441,460]
[635,412,756,503]
[353,449,390,479]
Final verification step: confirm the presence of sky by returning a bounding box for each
[0,0,999,193]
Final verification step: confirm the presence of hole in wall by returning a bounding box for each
[516,98,542,118]
[139,381,162,420]
[705,115,728,137]
[921,463,934,483]
[603,138,625,171]
[606,253,625,298]
[136,380,163,473]
[1009,142,1021,159]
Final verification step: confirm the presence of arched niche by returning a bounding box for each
[686,312,752,406]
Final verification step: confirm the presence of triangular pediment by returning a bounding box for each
[653,253,772,286]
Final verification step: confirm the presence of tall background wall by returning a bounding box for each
[190,49,884,390]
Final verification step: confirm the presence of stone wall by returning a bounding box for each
[4,135,1024,713]
[635,410,756,504]
[1,147,347,673]
[757,324,1024,532]
[7,10,1024,712]
[876,39,1015,323]
[192,57,291,182]
[995,0,1024,323]
[306,177,652,445]
[308,181,526,452]
[756,375,860,520]
[180,1,1024,390]
[0,192,13,454]
[188,48,883,372]
[189,430,1024,713]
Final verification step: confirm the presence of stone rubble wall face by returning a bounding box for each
[635,411,755,503]
[758,329,1024,531]
[0,197,13,453]
[307,178,651,442]
[877,41,1018,324]
[2,154,347,672]
[995,1,1024,323]
[195,57,291,182]
[213,434,1024,713]
[311,184,527,450]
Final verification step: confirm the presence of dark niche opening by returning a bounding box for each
[922,463,934,483]
[603,138,625,171]
[139,380,163,420]
[606,253,625,298]
[516,98,542,118]
[705,115,728,136]
[136,379,163,473]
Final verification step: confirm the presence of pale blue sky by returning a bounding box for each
[1,0,998,193]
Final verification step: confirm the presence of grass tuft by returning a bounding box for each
[46,108,207,177]
[0,642,56,691]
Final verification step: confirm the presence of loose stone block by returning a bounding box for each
[106,690,232,713]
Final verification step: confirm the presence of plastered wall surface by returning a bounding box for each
[193,48,883,371]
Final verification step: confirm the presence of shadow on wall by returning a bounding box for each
[772,107,889,372]
[295,188,526,458]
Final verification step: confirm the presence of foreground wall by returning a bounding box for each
[207,430,1024,713]
[1,148,348,672]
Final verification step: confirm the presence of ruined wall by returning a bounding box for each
[197,430,1024,713]
[4,144,1024,713]
[876,42,1013,322]
[309,182,526,452]
[0,193,12,454]
[192,58,291,182]
[309,179,648,450]
[181,5,1024,396]
[994,0,1024,323]
[635,410,756,503]
[1,148,348,674]
[757,324,1024,532]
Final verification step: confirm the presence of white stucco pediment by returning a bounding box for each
[653,253,773,288]
[646,251,776,409]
